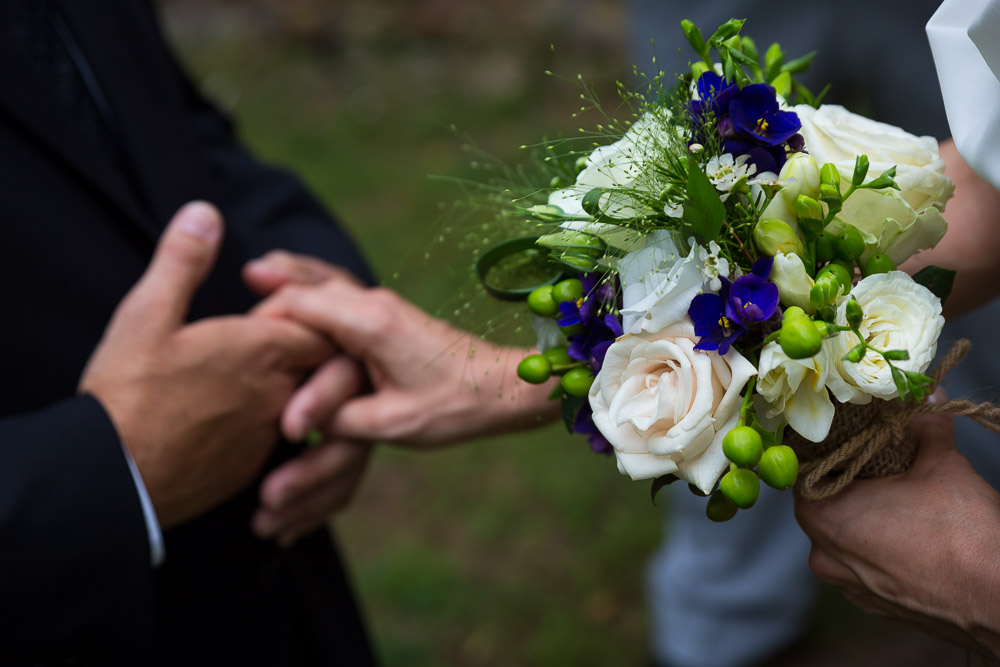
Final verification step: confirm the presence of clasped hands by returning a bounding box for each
[79,201,552,548]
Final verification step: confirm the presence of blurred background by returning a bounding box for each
[156,1,965,664]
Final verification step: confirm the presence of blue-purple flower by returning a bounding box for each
[689,257,779,354]
[558,274,622,372]
[690,72,803,173]
[573,403,613,456]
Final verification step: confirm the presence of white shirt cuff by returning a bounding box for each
[121,444,166,567]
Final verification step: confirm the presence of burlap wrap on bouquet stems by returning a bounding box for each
[788,339,1000,500]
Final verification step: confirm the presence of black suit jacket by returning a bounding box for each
[0,2,375,665]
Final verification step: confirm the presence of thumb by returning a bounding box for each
[117,201,224,336]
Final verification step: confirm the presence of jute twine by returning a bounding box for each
[789,339,1000,500]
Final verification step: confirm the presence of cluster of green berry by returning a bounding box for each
[706,425,799,521]
[515,278,596,398]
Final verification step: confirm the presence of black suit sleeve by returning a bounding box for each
[0,395,153,661]
[182,68,375,285]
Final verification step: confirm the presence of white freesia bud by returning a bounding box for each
[778,153,821,207]
[770,252,816,313]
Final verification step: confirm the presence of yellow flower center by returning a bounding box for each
[757,117,769,133]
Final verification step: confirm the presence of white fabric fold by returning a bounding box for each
[927,0,1000,190]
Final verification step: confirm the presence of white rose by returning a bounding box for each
[548,112,667,221]
[826,188,948,266]
[794,104,954,213]
[830,271,944,402]
[756,342,835,443]
[589,318,757,494]
[618,231,706,334]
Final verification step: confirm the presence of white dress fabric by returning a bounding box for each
[928,0,1000,190]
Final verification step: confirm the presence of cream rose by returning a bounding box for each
[794,104,954,212]
[830,271,944,402]
[589,318,757,494]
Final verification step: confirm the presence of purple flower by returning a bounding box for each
[689,72,802,172]
[573,403,613,456]
[727,258,779,325]
[689,282,746,354]
[556,274,623,373]
[688,258,779,354]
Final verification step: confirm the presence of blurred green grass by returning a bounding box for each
[160,3,928,665]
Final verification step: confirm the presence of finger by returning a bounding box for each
[116,201,224,336]
[273,480,360,547]
[258,439,370,512]
[282,356,365,441]
[242,250,362,297]
[255,284,400,358]
[249,317,338,372]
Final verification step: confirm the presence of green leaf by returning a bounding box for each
[708,18,745,45]
[651,474,681,505]
[890,365,909,401]
[763,42,784,82]
[561,395,586,434]
[782,50,817,74]
[581,187,606,219]
[904,370,934,403]
[726,46,757,67]
[741,36,758,61]
[681,157,726,245]
[912,265,957,303]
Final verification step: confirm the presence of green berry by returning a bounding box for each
[552,278,584,304]
[814,231,836,264]
[834,226,865,261]
[757,445,799,490]
[561,367,594,397]
[783,306,808,322]
[543,345,574,370]
[558,322,586,337]
[706,490,739,522]
[723,426,764,467]
[719,468,760,509]
[780,314,823,359]
[816,261,853,292]
[517,354,552,384]
[864,253,896,276]
[527,285,559,317]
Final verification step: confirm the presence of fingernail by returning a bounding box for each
[177,201,220,241]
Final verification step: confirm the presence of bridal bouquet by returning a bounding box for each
[471,19,956,520]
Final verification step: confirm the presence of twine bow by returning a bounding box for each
[793,339,1000,500]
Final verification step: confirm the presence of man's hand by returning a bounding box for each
[794,405,1000,657]
[248,252,560,447]
[79,202,334,529]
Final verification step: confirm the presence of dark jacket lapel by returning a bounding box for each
[0,35,150,228]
